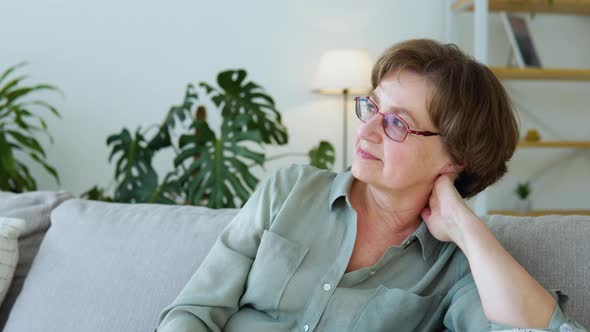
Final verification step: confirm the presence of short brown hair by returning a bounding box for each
[372,38,519,198]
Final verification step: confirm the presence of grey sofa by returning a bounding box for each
[0,190,588,331]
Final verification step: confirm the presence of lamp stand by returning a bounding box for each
[342,88,349,171]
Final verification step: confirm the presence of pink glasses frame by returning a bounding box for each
[354,96,441,142]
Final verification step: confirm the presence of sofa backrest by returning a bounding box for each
[2,198,589,331]
[3,198,237,332]
[486,214,590,327]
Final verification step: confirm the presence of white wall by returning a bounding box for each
[1,1,588,210]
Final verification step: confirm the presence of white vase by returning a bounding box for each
[514,198,531,213]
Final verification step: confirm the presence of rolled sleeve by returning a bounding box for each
[156,169,286,332]
[489,290,588,332]
[444,274,588,332]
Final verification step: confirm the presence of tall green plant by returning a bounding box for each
[84,69,334,208]
[0,63,61,192]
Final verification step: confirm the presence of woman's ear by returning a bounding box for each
[441,161,464,176]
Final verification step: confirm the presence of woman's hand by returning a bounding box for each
[420,173,475,245]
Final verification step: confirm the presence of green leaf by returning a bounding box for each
[6,130,46,157]
[0,62,28,86]
[4,85,57,106]
[106,127,159,203]
[148,84,199,151]
[80,185,114,202]
[175,117,265,208]
[0,131,40,192]
[0,76,29,97]
[308,140,335,170]
[0,63,62,191]
[28,153,60,183]
[199,69,289,146]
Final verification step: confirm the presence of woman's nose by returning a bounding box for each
[357,114,383,144]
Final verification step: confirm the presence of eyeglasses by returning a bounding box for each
[354,96,441,143]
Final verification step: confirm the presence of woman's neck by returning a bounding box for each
[350,178,430,243]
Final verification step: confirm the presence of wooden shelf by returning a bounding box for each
[453,0,590,15]
[518,141,590,148]
[489,209,590,216]
[491,67,590,81]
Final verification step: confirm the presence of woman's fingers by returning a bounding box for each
[421,207,431,221]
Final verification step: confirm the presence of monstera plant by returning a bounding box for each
[84,69,334,208]
[0,63,61,192]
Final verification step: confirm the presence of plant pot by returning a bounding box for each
[514,198,531,213]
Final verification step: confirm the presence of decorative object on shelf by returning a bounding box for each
[312,49,373,170]
[514,181,532,213]
[83,69,335,208]
[501,13,542,68]
[524,129,541,142]
[0,63,62,192]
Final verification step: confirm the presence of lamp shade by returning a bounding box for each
[312,49,373,95]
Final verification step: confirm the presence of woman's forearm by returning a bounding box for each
[454,209,557,328]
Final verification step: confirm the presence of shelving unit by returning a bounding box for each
[518,141,590,148]
[446,0,590,216]
[452,0,590,15]
[491,68,590,81]
[489,210,590,216]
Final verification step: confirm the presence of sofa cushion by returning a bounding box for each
[0,217,26,305]
[0,190,73,328]
[486,214,590,328]
[3,198,237,332]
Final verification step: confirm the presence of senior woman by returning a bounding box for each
[156,39,585,332]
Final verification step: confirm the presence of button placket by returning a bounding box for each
[300,207,357,332]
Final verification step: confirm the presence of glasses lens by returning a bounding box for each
[356,97,376,122]
[383,113,408,142]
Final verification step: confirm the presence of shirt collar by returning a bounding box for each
[328,167,354,209]
[409,220,440,261]
[328,168,440,261]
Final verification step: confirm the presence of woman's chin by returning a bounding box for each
[351,159,380,182]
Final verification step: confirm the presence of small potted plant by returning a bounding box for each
[514,181,532,213]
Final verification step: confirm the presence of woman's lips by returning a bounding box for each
[356,148,380,160]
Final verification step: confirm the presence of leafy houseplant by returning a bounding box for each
[84,69,334,208]
[514,181,532,212]
[514,182,531,200]
[0,63,61,192]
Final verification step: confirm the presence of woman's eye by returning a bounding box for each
[392,117,405,128]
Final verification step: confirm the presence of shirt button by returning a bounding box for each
[368,269,376,276]
[323,283,331,291]
[560,323,574,332]
[303,324,309,331]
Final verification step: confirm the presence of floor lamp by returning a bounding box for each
[312,49,373,171]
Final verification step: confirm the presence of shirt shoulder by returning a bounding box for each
[268,164,337,196]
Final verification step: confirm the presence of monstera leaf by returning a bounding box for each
[100,128,183,204]
[107,128,159,203]
[0,62,61,192]
[308,140,335,170]
[174,117,265,208]
[200,69,288,145]
[148,84,199,151]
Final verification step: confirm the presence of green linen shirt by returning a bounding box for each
[157,164,585,332]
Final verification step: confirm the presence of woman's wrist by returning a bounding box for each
[451,206,485,254]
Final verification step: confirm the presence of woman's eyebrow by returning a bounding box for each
[369,92,419,127]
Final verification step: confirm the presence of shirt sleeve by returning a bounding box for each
[443,273,588,332]
[155,169,287,332]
